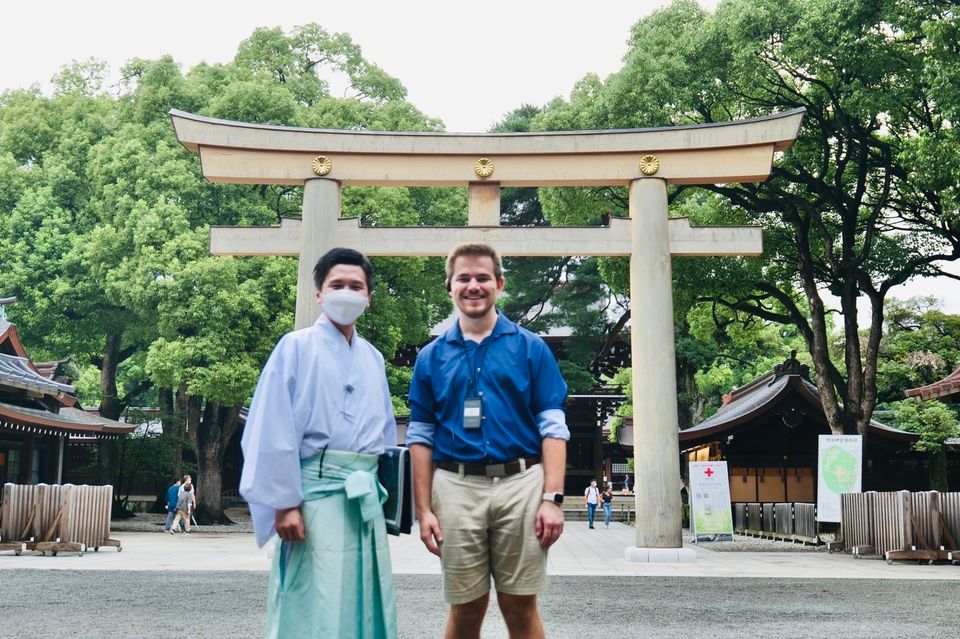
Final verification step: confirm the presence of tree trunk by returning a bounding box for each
[929,449,948,492]
[179,391,242,525]
[158,387,184,478]
[96,333,123,485]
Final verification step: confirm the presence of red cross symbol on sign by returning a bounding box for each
[704,467,714,477]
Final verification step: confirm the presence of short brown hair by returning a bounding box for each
[445,243,503,289]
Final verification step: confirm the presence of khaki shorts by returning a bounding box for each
[432,462,547,604]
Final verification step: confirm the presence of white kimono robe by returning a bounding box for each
[240,315,397,547]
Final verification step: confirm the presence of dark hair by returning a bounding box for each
[183,484,192,492]
[313,247,374,291]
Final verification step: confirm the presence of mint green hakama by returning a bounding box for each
[265,450,397,639]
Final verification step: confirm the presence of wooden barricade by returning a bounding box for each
[774,503,794,537]
[839,490,960,563]
[0,483,120,556]
[884,491,958,564]
[761,503,776,537]
[745,502,762,536]
[841,492,875,557]
[734,503,747,533]
[732,501,817,543]
[0,490,24,555]
[942,492,960,565]
[794,503,817,543]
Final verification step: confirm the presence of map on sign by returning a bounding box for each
[816,435,862,523]
[821,445,860,494]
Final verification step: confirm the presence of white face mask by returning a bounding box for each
[321,289,369,325]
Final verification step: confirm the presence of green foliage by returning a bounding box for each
[523,0,960,435]
[607,368,633,443]
[0,24,461,498]
[891,399,959,454]
[386,365,413,416]
[876,297,960,404]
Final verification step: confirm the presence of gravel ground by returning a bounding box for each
[1,571,957,638]
[695,533,830,552]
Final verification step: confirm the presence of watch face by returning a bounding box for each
[555,494,564,504]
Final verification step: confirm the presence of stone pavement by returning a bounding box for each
[5,520,959,580]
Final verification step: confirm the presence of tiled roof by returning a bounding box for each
[904,366,960,401]
[678,366,918,445]
[34,358,70,382]
[0,402,135,438]
[0,353,75,396]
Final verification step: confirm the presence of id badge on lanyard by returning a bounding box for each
[464,396,483,430]
[463,344,488,430]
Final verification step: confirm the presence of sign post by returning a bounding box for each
[689,461,734,542]
[817,434,863,523]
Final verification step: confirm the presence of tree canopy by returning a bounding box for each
[525,0,960,435]
[0,24,456,521]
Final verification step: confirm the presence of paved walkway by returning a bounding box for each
[5,521,959,580]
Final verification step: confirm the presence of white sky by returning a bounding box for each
[2,0,958,314]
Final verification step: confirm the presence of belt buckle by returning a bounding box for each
[486,463,506,477]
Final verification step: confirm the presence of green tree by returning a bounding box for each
[0,24,458,522]
[891,399,958,490]
[532,0,960,437]
[876,297,960,404]
[491,106,629,393]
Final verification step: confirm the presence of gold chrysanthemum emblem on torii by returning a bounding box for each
[311,156,333,176]
[474,158,495,178]
[639,154,660,176]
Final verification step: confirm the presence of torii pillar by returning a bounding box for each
[170,108,804,560]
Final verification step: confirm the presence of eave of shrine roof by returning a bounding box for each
[904,365,960,401]
[0,322,29,358]
[0,353,75,396]
[680,374,917,444]
[0,402,135,437]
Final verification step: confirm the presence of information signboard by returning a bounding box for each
[816,434,862,523]
[689,461,734,541]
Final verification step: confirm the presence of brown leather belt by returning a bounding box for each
[435,456,541,477]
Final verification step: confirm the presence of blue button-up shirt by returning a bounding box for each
[406,312,569,463]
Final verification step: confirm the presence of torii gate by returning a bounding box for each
[170,107,804,562]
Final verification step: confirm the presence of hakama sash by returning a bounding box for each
[265,450,398,639]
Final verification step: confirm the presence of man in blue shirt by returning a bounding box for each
[407,243,569,639]
[163,476,181,532]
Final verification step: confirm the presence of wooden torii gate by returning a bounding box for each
[170,108,804,561]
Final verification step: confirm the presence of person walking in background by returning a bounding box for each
[584,479,600,529]
[177,474,198,531]
[169,483,193,534]
[601,485,614,528]
[163,476,181,532]
[240,247,398,639]
[408,243,569,639]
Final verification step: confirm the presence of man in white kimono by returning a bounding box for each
[240,247,398,639]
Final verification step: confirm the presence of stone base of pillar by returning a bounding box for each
[624,546,697,564]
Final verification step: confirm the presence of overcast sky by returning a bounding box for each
[3,0,957,313]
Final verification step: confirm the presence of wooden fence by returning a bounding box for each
[0,483,121,556]
[840,490,960,563]
[733,501,818,544]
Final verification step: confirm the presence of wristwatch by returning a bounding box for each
[542,492,564,505]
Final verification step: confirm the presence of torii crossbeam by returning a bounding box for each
[171,107,804,561]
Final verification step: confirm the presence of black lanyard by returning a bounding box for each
[463,342,491,396]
